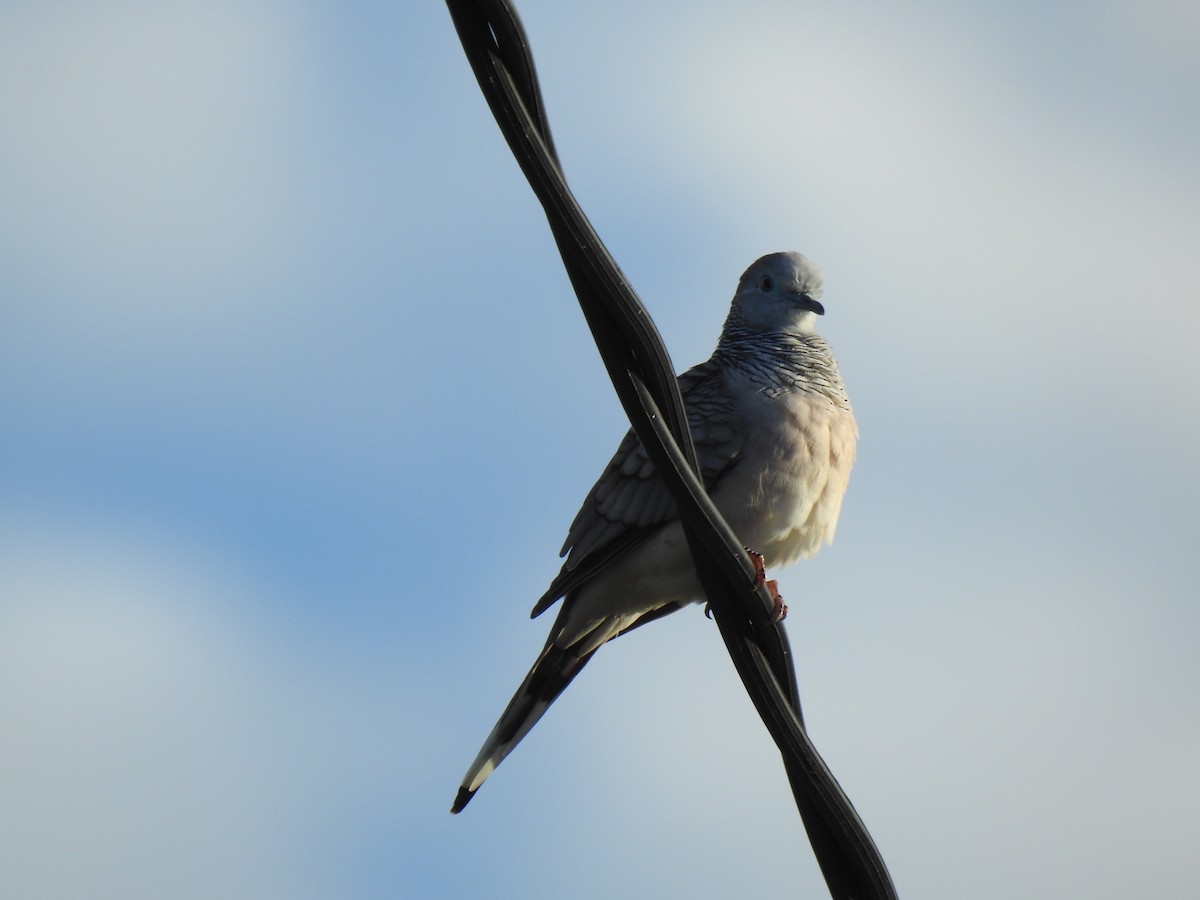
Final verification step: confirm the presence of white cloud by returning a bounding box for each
[0,516,422,899]
[1098,0,1200,73]
[0,0,311,300]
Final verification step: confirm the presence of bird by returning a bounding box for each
[451,251,857,813]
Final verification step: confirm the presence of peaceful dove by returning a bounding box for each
[452,251,857,812]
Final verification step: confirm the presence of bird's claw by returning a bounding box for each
[765,579,787,622]
[703,550,785,622]
[748,547,787,621]
[745,547,767,588]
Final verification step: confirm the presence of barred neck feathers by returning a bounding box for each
[713,316,851,408]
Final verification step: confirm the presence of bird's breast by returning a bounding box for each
[715,387,857,568]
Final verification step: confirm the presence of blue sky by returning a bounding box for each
[1,1,1197,897]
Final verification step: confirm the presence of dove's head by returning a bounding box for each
[729,252,825,335]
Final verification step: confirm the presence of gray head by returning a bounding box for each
[729,252,825,335]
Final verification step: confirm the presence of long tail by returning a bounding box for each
[451,641,596,813]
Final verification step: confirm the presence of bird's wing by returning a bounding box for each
[530,357,746,617]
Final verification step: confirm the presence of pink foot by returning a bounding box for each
[703,550,786,621]
[745,547,767,588]
[765,579,787,622]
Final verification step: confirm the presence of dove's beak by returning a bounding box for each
[794,292,825,316]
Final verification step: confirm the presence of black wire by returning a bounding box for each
[444,2,897,897]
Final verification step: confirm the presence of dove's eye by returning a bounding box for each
[759,275,774,291]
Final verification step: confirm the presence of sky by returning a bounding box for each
[1,0,1198,897]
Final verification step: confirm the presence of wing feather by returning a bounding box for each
[532,358,744,617]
